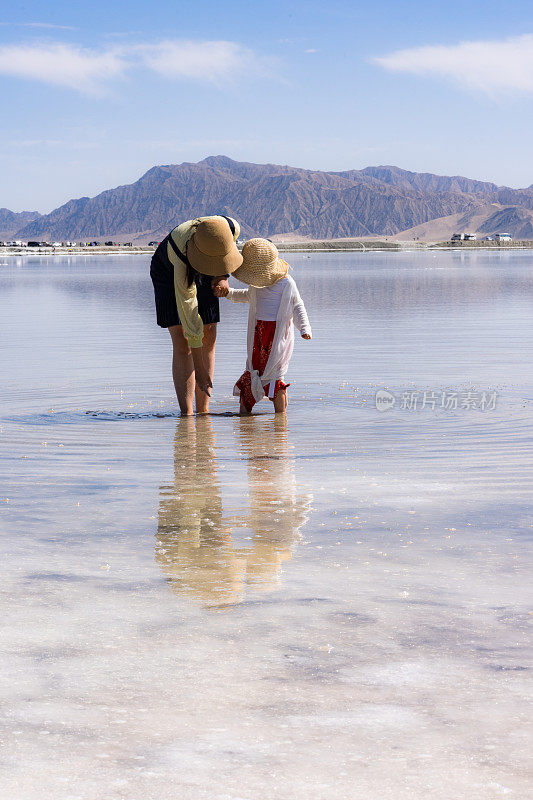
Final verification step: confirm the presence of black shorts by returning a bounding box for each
[150,239,220,328]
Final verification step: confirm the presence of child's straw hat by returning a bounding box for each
[233,239,289,288]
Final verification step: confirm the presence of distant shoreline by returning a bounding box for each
[0,246,153,256]
[276,239,533,252]
[0,240,532,257]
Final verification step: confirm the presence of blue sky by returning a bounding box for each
[1,0,532,212]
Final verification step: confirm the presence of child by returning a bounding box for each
[216,238,311,414]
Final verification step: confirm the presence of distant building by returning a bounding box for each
[495,233,512,241]
[451,233,465,241]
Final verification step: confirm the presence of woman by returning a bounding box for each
[150,215,242,415]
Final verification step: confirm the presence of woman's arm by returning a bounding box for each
[168,242,213,395]
[169,243,204,349]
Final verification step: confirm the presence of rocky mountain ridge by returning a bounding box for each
[10,156,533,241]
[0,208,41,239]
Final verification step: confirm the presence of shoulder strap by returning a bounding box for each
[167,231,192,269]
[167,231,197,286]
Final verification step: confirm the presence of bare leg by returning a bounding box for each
[273,388,287,414]
[195,323,217,414]
[239,400,252,416]
[168,325,195,416]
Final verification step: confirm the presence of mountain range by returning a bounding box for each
[0,208,41,240]
[4,155,533,242]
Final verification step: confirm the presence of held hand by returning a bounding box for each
[301,333,312,340]
[211,276,229,297]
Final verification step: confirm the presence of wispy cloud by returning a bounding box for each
[373,34,533,95]
[9,139,63,147]
[0,43,126,94]
[0,22,77,30]
[138,40,258,82]
[5,138,100,150]
[24,22,77,30]
[0,38,271,94]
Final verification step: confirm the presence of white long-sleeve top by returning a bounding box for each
[227,275,312,402]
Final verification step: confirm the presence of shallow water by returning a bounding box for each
[0,250,532,799]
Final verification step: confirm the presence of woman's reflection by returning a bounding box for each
[156,416,246,606]
[155,415,311,608]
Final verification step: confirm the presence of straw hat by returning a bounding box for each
[233,239,289,288]
[187,217,243,276]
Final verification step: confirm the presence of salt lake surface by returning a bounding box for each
[0,250,531,799]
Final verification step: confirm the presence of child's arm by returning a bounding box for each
[293,289,312,339]
[225,287,250,304]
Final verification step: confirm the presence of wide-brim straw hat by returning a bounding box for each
[187,217,243,277]
[233,238,289,288]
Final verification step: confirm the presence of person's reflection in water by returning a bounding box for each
[156,416,247,606]
[234,415,312,594]
[155,416,312,608]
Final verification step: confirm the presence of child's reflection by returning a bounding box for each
[234,415,312,592]
[155,415,311,608]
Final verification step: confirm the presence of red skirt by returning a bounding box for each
[235,320,289,412]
